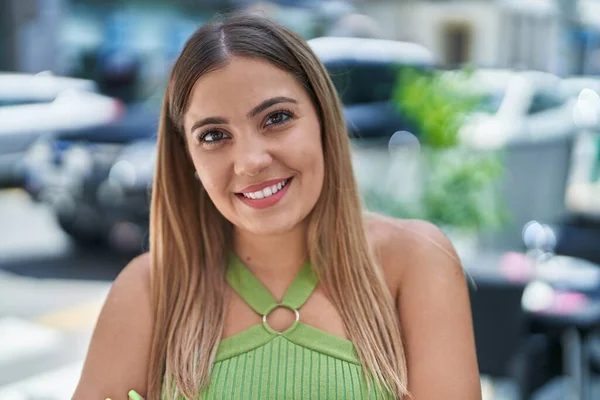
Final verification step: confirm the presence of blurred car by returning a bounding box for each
[547,77,600,264]
[562,76,600,131]
[442,69,579,149]
[24,37,435,250]
[0,71,97,101]
[309,36,434,144]
[0,71,123,188]
[21,95,160,245]
[548,76,600,222]
[563,76,600,98]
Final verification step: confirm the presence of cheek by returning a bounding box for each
[307,128,325,170]
[309,146,324,173]
[200,176,221,196]
[289,118,323,168]
[192,158,228,198]
[304,139,324,183]
[297,140,325,188]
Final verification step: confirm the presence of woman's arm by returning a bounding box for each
[376,218,481,399]
[72,253,153,399]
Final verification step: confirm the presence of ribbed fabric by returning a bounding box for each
[163,254,393,399]
[202,336,388,399]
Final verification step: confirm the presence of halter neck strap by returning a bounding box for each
[226,253,318,316]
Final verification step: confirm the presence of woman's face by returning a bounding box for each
[183,56,325,236]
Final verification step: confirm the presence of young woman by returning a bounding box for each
[74,13,481,400]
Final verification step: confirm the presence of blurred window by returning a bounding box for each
[478,93,505,114]
[527,92,567,115]
[326,63,401,106]
[442,23,472,68]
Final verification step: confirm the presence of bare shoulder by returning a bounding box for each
[366,214,481,398]
[365,213,462,296]
[73,252,153,399]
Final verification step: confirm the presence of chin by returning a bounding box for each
[234,210,308,237]
[244,219,300,236]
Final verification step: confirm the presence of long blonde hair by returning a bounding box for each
[148,13,409,399]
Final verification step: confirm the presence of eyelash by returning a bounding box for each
[265,108,294,127]
[195,109,295,147]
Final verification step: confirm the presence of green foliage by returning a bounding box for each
[362,67,509,232]
[419,150,509,230]
[393,68,483,149]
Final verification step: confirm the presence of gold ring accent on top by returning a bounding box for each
[262,304,300,334]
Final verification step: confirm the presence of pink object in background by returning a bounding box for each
[549,291,590,314]
[500,252,536,282]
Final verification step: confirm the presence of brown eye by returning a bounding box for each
[265,111,293,127]
[200,130,228,143]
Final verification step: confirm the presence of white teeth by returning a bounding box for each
[242,179,288,199]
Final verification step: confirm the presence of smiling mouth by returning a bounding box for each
[236,178,292,200]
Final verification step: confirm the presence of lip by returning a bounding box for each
[236,177,293,210]
[237,177,291,194]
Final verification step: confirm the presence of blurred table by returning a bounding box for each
[466,250,600,400]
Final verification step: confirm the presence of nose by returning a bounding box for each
[233,135,273,177]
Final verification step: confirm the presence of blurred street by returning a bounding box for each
[0,190,128,398]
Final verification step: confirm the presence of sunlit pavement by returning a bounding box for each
[0,190,119,398]
[0,268,108,382]
[0,361,84,400]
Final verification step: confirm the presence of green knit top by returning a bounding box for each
[184,254,393,399]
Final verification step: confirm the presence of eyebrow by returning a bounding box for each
[189,96,298,133]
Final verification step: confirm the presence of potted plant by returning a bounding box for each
[362,67,509,260]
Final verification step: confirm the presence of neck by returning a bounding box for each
[232,222,308,279]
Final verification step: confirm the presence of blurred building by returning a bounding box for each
[354,0,563,72]
[0,0,322,76]
[573,0,600,75]
[0,0,65,72]
[0,0,329,103]
[3,0,600,77]
[352,0,600,76]
[326,12,383,38]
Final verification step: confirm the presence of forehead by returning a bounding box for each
[186,56,307,117]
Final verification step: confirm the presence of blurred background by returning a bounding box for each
[1,0,600,399]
